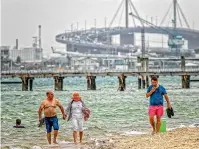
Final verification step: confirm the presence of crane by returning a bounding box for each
[129,12,185,57]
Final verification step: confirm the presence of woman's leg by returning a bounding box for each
[79,131,83,144]
[73,131,77,145]
[78,118,84,144]
[72,118,78,144]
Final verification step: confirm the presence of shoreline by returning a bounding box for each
[39,127,199,149]
[1,127,198,149]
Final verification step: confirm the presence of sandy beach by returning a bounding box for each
[93,127,199,149]
[30,127,199,149]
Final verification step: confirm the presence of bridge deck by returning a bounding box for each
[56,26,199,50]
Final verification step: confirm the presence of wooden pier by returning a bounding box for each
[1,56,199,91]
[1,69,199,91]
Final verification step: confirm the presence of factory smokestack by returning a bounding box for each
[38,25,41,49]
[16,39,18,49]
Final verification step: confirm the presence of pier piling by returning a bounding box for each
[87,76,96,90]
[29,77,34,91]
[137,56,149,89]
[118,74,126,91]
[142,75,146,89]
[21,77,29,91]
[21,77,34,91]
[54,76,64,91]
[181,56,190,88]
[138,75,142,89]
[146,75,149,88]
[182,75,190,89]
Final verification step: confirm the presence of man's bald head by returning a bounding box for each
[46,90,54,100]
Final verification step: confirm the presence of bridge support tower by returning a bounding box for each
[137,56,149,89]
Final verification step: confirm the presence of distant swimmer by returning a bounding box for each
[146,76,172,134]
[13,119,25,128]
[38,90,66,144]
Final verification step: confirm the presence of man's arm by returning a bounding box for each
[56,100,66,119]
[38,101,44,121]
[164,94,171,109]
[146,87,156,98]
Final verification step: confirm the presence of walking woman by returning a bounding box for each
[65,92,90,145]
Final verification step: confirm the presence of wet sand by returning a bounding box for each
[37,127,199,149]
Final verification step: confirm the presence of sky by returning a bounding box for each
[1,0,199,55]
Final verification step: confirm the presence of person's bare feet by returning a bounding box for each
[53,141,58,144]
[74,142,77,145]
[80,141,83,145]
[155,131,160,134]
[151,129,155,135]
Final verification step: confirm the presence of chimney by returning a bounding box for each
[38,25,41,49]
[16,39,18,49]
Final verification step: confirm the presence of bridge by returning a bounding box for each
[55,0,199,56]
[56,26,199,50]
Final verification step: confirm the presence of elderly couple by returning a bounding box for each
[38,91,90,145]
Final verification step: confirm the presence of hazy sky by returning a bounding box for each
[1,0,199,54]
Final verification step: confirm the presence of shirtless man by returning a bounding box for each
[38,90,66,144]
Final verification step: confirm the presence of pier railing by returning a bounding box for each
[1,68,199,78]
[1,68,199,91]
